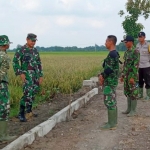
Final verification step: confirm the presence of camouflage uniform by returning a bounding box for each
[0,50,10,121]
[101,50,119,110]
[0,36,11,121]
[13,34,43,122]
[122,47,140,100]
[121,35,140,117]
[13,44,43,108]
[0,35,16,142]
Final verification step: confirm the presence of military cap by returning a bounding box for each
[0,35,12,46]
[121,35,134,42]
[138,32,145,37]
[27,33,37,41]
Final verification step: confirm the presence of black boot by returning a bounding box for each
[18,105,27,122]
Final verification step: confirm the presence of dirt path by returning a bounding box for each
[20,83,150,149]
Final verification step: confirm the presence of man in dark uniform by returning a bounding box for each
[13,33,43,122]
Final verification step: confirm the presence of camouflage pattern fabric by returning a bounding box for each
[101,50,119,110]
[0,82,9,121]
[13,45,43,107]
[122,47,140,100]
[0,35,12,46]
[20,70,39,107]
[0,50,10,121]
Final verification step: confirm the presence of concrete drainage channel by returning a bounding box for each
[2,77,99,150]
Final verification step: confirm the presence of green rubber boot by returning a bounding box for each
[127,100,137,117]
[144,89,150,100]
[138,88,143,99]
[101,109,117,130]
[104,107,118,125]
[115,107,118,124]
[122,97,131,114]
[0,121,16,142]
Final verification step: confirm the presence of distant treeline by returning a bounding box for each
[9,40,150,52]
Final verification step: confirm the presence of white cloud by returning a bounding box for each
[21,1,40,11]
[56,16,74,26]
[90,20,105,28]
[0,0,150,48]
[22,17,52,35]
[87,2,95,11]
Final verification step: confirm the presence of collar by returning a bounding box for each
[139,41,147,46]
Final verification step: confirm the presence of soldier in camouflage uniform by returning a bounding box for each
[0,35,16,141]
[99,35,119,130]
[13,33,43,122]
[121,35,140,117]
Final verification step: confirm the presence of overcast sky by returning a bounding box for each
[0,0,150,48]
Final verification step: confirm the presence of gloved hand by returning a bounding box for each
[129,78,135,84]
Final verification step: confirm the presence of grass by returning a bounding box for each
[7,51,124,117]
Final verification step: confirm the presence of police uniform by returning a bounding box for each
[0,35,16,141]
[136,32,150,100]
[122,36,140,117]
[13,33,43,122]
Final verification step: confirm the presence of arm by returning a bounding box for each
[103,52,118,77]
[0,54,9,81]
[12,49,23,76]
[130,50,140,83]
[36,52,43,77]
[120,52,126,82]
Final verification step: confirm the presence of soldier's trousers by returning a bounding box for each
[20,71,40,107]
[0,82,9,121]
[124,79,138,100]
[103,76,118,110]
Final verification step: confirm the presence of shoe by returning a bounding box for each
[127,100,137,117]
[0,121,16,142]
[122,97,131,114]
[138,88,143,99]
[144,89,150,100]
[26,105,38,118]
[101,108,117,130]
[18,105,27,122]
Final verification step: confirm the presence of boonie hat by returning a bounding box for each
[121,35,134,42]
[0,35,12,46]
[27,33,37,41]
[138,32,145,37]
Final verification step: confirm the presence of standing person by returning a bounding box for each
[0,35,16,141]
[99,35,119,130]
[121,35,140,117]
[13,33,43,122]
[136,32,150,100]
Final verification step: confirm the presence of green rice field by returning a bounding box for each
[8,51,123,116]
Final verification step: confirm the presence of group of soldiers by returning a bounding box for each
[99,32,150,130]
[0,34,43,142]
[0,31,149,142]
